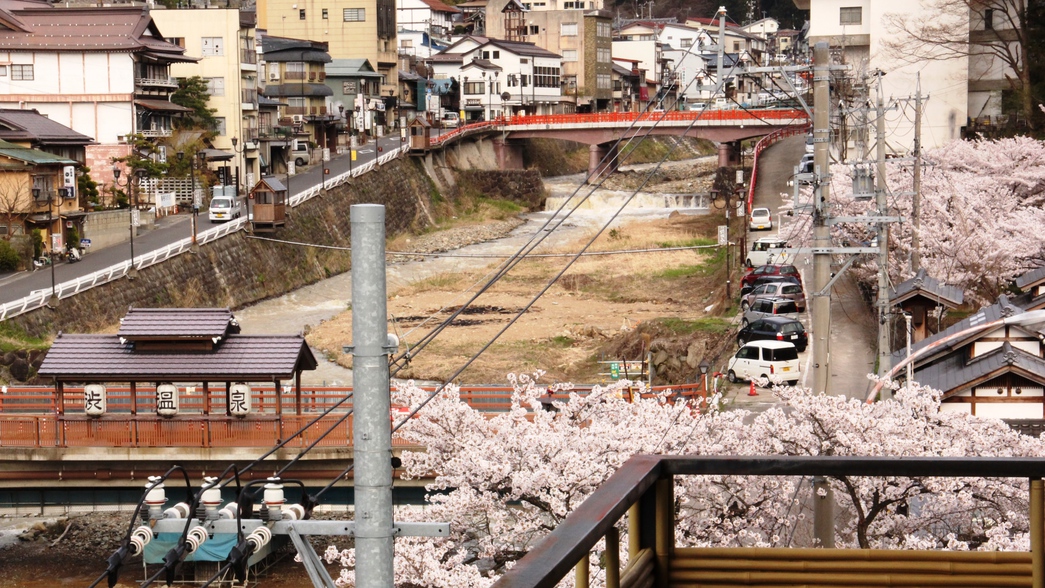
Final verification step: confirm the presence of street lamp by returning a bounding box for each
[699,359,711,402]
[113,165,146,278]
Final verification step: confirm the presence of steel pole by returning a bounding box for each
[875,75,892,398]
[351,204,393,588]
[811,42,831,395]
[911,72,922,273]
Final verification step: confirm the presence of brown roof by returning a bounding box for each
[38,333,319,382]
[134,99,193,113]
[0,6,187,56]
[117,308,240,341]
[0,108,95,145]
[421,0,461,13]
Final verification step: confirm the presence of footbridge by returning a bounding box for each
[415,109,809,178]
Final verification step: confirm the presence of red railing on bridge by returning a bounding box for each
[0,384,706,448]
[747,121,812,210]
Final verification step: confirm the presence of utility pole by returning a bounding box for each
[875,71,892,399]
[811,42,831,396]
[910,73,922,273]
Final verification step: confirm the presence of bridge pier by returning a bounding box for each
[493,138,525,170]
[588,143,619,183]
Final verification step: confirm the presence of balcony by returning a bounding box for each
[285,71,306,81]
[135,77,178,89]
[495,455,1045,588]
[240,48,257,68]
[139,128,172,138]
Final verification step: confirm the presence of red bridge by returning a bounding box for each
[413,109,810,177]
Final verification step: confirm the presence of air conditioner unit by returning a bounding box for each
[269,71,280,81]
[291,114,304,124]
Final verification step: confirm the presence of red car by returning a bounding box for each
[740,264,802,289]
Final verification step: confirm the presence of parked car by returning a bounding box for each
[741,297,801,327]
[726,340,801,385]
[738,315,808,352]
[441,112,461,129]
[291,140,311,167]
[805,134,815,153]
[749,207,772,231]
[208,196,243,223]
[746,236,790,268]
[741,264,802,289]
[742,280,807,311]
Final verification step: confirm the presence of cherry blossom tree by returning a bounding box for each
[778,136,1045,305]
[322,375,1045,586]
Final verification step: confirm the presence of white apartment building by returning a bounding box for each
[397,0,461,58]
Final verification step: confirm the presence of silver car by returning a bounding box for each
[742,281,807,312]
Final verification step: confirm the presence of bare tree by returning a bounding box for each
[881,0,1034,129]
[0,176,30,240]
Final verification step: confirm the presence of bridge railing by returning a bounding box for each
[747,121,812,211]
[0,383,706,448]
[0,145,409,323]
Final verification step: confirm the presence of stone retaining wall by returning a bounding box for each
[82,209,156,251]
[7,157,435,339]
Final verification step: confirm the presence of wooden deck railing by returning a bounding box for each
[493,455,1045,588]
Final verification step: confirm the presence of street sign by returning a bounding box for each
[80,239,91,248]
[131,209,140,228]
[718,225,727,246]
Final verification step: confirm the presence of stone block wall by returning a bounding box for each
[8,157,435,339]
[82,209,156,251]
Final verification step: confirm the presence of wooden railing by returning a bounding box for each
[0,384,706,448]
[493,455,1045,588]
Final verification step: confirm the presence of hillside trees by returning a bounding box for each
[321,375,1045,586]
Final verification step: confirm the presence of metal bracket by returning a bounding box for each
[827,216,903,225]
[815,255,859,297]
[287,524,337,588]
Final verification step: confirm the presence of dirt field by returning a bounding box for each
[307,211,739,386]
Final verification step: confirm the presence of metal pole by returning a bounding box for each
[48,193,56,302]
[875,73,892,398]
[813,476,835,547]
[129,175,136,275]
[1033,478,1043,588]
[905,312,913,384]
[350,204,393,588]
[911,72,922,273]
[811,42,832,395]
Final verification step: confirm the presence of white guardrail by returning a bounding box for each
[0,145,408,322]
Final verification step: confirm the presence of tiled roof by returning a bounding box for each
[914,342,1045,398]
[0,108,94,145]
[254,176,286,192]
[117,308,239,341]
[485,38,561,58]
[421,0,462,13]
[1015,267,1045,290]
[38,333,318,381]
[0,7,187,56]
[0,138,77,164]
[134,99,192,113]
[261,35,331,62]
[892,295,1034,365]
[890,268,964,309]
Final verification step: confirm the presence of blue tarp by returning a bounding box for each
[143,533,239,563]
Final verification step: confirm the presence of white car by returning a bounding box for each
[747,236,791,268]
[750,207,772,231]
[208,196,243,223]
[727,340,801,385]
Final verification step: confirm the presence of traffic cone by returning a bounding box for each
[748,381,758,396]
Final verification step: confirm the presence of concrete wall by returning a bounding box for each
[8,157,434,339]
[82,209,157,252]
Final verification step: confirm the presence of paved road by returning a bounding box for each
[0,133,408,305]
[727,135,875,412]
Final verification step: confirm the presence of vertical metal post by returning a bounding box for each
[875,74,892,398]
[1032,478,1043,588]
[351,204,393,588]
[605,526,620,588]
[654,477,673,588]
[911,72,922,273]
[575,552,590,588]
[811,42,832,395]
[812,476,835,548]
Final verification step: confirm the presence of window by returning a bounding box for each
[562,49,577,62]
[165,37,186,48]
[344,8,365,21]
[11,64,33,81]
[597,74,610,89]
[681,38,692,48]
[401,39,413,48]
[0,65,7,77]
[482,50,490,59]
[201,37,224,57]
[322,8,328,18]
[597,22,610,37]
[839,7,862,25]
[563,1,583,7]
[205,77,225,96]
[596,47,610,62]
[733,41,740,52]
[214,117,226,135]
[493,50,500,58]
[561,22,577,36]
[528,25,539,35]
[299,8,306,19]
[464,81,484,95]
[984,8,994,29]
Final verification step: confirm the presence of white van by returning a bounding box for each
[208,195,243,223]
[291,141,311,167]
[747,236,791,268]
[727,340,801,385]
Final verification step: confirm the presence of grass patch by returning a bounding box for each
[550,335,574,347]
[0,322,49,353]
[655,317,732,335]
[657,238,717,248]
[656,265,703,279]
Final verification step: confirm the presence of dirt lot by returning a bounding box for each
[307,210,739,386]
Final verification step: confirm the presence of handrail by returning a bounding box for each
[747,121,812,210]
[493,454,1045,588]
[0,145,408,322]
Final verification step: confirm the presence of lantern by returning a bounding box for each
[229,383,252,417]
[84,383,106,417]
[156,383,179,418]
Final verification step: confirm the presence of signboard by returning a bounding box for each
[157,192,175,209]
[131,209,140,228]
[718,225,727,246]
[63,166,75,187]
[80,238,91,248]
[736,169,744,185]
[288,161,296,175]
[51,233,62,252]
[343,80,358,94]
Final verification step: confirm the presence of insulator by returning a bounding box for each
[164,502,191,520]
[144,476,167,520]
[282,504,305,521]
[218,502,239,520]
[263,478,285,508]
[185,526,209,553]
[246,526,272,551]
[129,525,154,556]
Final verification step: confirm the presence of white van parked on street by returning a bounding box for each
[727,340,801,385]
[746,236,790,268]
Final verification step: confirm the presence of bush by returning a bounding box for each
[30,229,43,259]
[0,239,20,271]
